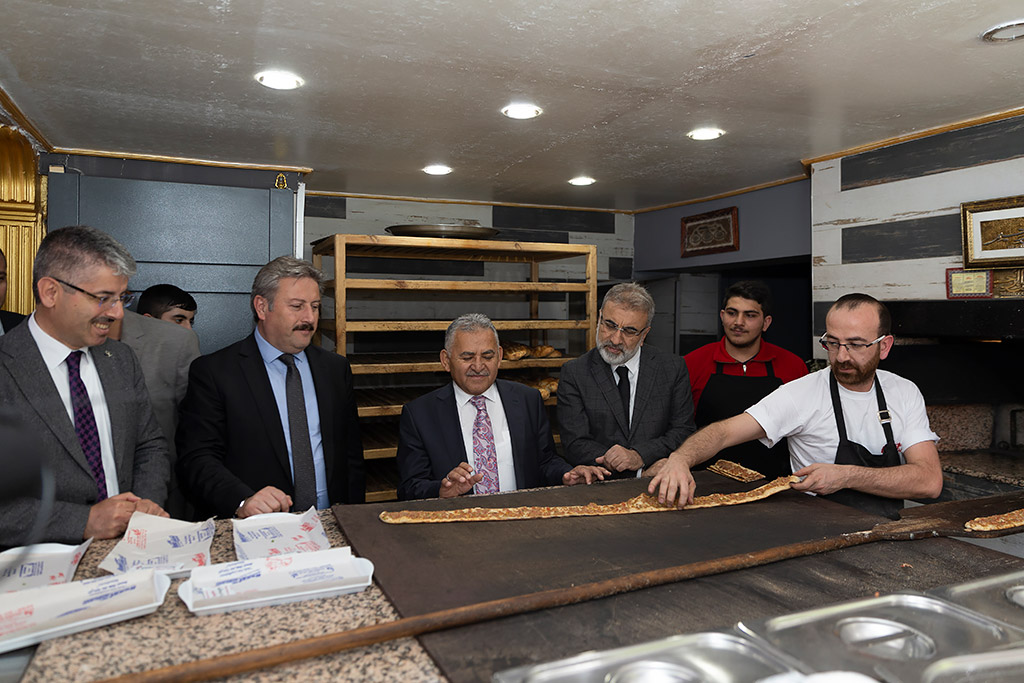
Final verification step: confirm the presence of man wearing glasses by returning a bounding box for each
[649,293,942,518]
[559,282,696,477]
[0,226,169,546]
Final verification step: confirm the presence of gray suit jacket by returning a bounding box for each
[0,319,170,546]
[120,310,199,517]
[558,344,696,469]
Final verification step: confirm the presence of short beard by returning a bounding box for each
[598,340,639,366]
[830,354,879,388]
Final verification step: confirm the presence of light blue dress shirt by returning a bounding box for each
[254,328,329,509]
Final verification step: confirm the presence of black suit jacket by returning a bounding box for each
[0,310,26,333]
[558,344,696,469]
[396,379,570,500]
[176,333,364,518]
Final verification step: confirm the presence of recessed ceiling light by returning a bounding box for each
[687,127,725,141]
[254,70,304,90]
[982,20,1024,42]
[501,102,543,120]
[568,176,596,186]
[422,164,453,175]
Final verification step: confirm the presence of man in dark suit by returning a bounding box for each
[397,313,608,500]
[0,246,26,334]
[0,226,169,546]
[558,282,696,476]
[177,256,364,519]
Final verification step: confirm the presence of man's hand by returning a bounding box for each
[647,453,696,508]
[133,498,169,518]
[237,486,292,518]
[643,458,669,478]
[440,462,482,498]
[596,445,643,472]
[791,463,850,496]
[563,465,611,486]
[83,492,141,539]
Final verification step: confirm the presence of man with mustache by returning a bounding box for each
[558,282,696,477]
[177,256,364,518]
[684,281,807,479]
[396,314,608,499]
[650,293,942,518]
[0,225,169,544]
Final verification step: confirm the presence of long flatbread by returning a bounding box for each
[379,476,799,524]
[965,507,1024,532]
[707,459,764,483]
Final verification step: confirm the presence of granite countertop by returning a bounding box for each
[20,510,443,682]
[940,450,1024,488]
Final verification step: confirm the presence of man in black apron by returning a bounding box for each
[685,281,807,479]
[649,293,942,519]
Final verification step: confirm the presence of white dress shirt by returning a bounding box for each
[452,382,517,493]
[27,313,120,496]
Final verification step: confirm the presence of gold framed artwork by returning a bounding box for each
[681,206,738,257]
[961,194,1024,269]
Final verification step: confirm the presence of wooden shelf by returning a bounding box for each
[312,233,595,265]
[320,319,590,335]
[345,352,571,375]
[337,278,590,293]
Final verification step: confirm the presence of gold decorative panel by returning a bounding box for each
[0,125,42,316]
[993,268,1024,298]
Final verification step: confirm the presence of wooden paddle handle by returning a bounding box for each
[98,532,874,682]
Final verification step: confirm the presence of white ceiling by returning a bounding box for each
[3,0,1024,211]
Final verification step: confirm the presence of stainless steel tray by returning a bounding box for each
[491,630,798,683]
[385,224,499,239]
[738,593,1022,682]
[930,569,1024,632]
[922,646,1024,683]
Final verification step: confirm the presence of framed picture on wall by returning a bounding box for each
[681,206,739,257]
[961,194,1024,269]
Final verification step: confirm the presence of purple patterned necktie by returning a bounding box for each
[470,395,499,494]
[66,351,107,500]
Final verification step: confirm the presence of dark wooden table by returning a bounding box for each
[335,475,1024,682]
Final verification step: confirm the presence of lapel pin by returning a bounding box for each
[104,350,113,357]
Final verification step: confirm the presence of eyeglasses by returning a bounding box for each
[819,333,886,353]
[53,277,134,310]
[599,315,648,338]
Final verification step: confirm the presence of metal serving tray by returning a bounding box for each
[492,631,798,683]
[921,646,1024,683]
[929,569,1024,632]
[738,593,1022,682]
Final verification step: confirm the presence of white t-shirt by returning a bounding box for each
[745,368,939,472]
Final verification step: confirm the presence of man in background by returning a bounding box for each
[137,283,197,330]
[684,280,807,479]
[177,256,364,519]
[0,226,168,545]
[558,282,696,477]
[0,246,26,334]
[397,313,608,500]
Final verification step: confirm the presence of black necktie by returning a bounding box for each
[279,354,316,510]
[616,366,631,426]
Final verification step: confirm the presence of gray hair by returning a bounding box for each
[33,225,136,303]
[602,282,655,328]
[444,313,499,352]
[251,256,325,320]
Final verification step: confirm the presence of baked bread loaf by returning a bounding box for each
[502,342,531,360]
[531,344,555,358]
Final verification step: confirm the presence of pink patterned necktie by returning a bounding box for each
[469,395,499,494]
[66,351,107,500]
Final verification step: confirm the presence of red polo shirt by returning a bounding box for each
[684,337,808,408]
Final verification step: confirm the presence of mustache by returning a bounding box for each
[466,370,491,377]
[599,340,623,352]
[292,322,315,332]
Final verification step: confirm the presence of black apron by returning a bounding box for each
[694,360,790,479]
[820,372,903,519]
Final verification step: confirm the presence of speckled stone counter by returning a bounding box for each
[940,451,1024,488]
[19,510,443,682]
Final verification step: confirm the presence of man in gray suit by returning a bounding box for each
[109,308,199,518]
[558,282,696,476]
[0,226,169,546]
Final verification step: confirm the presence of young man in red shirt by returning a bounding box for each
[683,281,807,478]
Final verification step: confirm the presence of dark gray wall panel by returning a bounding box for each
[493,206,615,234]
[841,115,1024,190]
[46,173,80,229]
[78,176,271,265]
[269,189,294,258]
[304,195,347,219]
[130,263,260,295]
[812,299,1024,339]
[608,257,633,280]
[187,292,255,355]
[841,215,962,264]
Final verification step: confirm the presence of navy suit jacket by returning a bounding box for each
[176,333,365,518]
[397,379,570,500]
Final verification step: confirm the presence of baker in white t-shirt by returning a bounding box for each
[648,293,942,518]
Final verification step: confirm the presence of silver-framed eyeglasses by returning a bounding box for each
[819,333,886,353]
[53,277,134,309]
[599,315,648,338]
